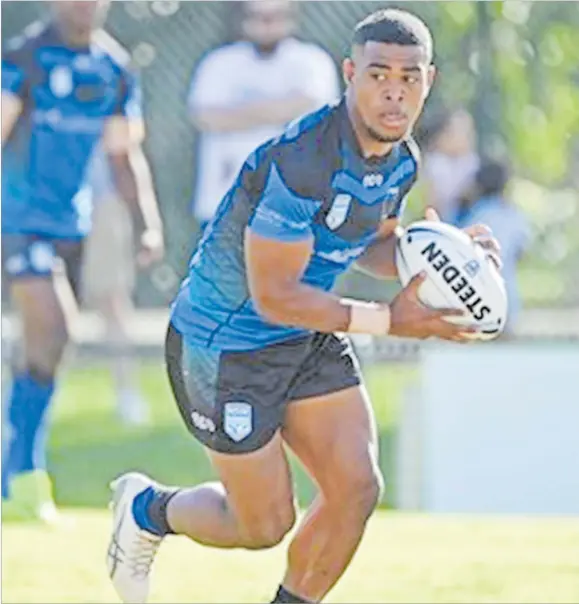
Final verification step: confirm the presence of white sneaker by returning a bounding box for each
[107,472,163,603]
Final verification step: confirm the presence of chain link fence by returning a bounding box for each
[2,1,579,312]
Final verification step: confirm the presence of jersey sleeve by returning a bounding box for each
[113,69,143,119]
[248,162,321,242]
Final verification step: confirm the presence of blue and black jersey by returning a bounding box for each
[1,21,141,238]
[171,98,420,351]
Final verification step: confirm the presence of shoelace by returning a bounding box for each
[130,531,161,579]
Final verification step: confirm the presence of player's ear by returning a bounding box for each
[427,64,436,90]
[342,57,355,85]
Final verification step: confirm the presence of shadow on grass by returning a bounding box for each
[50,411,397,510]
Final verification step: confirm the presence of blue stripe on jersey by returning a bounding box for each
[171,99,420,352]
[248,163,322,242]
[331,158,416,205]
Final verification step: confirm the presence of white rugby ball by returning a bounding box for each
[395,220,508,340]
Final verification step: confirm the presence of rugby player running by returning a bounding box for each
[1,0,164,522]
[107,9,499,604]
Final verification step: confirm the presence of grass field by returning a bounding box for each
[3,362,579,603]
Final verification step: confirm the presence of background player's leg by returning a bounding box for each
[2,276,70,520]
[82,197,148,425]
[99,292,148,425]
[164,434,296,549]
[279,385,383,602]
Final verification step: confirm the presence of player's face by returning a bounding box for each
[51,0,110,33]
[242,0,293,49]
[345,42,435,144]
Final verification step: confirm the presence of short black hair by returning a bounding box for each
[353,9,433,63]
[475,159,511,197]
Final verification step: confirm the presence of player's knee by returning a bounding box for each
[240,501,297,550]
[26,318,69,373]
[333,464,384,523]
[356,468,384,520]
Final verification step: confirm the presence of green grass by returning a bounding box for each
[3,510,579,603]
[3,363,579,603]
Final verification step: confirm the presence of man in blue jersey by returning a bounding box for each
[107,9,499,604]
[1,0,164,522]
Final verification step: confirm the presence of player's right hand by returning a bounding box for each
[389,272,477,342]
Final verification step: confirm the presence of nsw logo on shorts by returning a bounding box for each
[223,402,253,443]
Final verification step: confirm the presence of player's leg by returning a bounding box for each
[82,197,148,425]
[274,335,383,603]
[166,437,296,549]
[107,325,300,603]
[1,235,71,520]
[279,387,381,602]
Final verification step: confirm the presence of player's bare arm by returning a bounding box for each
[246,227,474,341]
[1,91,22,145]
[354,217,400,278]
[103,115,164,264]
[246,229,353,333]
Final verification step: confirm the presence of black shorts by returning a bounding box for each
[1,233,85,300]
[165,324,362,454]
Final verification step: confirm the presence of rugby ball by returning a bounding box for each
[395,220,508,340]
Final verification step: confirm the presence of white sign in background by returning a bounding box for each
[396,343,579,515]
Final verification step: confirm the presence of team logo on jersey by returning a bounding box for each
[363,173,384,188]
[326,194,352,230]
[49,66,73,98]
[223,402,253,443]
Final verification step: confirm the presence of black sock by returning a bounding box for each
[271,585,311,603]
[132,485,180,537]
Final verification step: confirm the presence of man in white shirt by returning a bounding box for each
[188,0,341,230]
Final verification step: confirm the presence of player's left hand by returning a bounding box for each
[137,228,165,268]
[424,207,502,270]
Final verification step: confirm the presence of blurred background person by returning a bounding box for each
[187,0,341,232]
[1,0,164,522]
[82,145,150,426]
[457,159,530,335]
[418,107,480,225]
